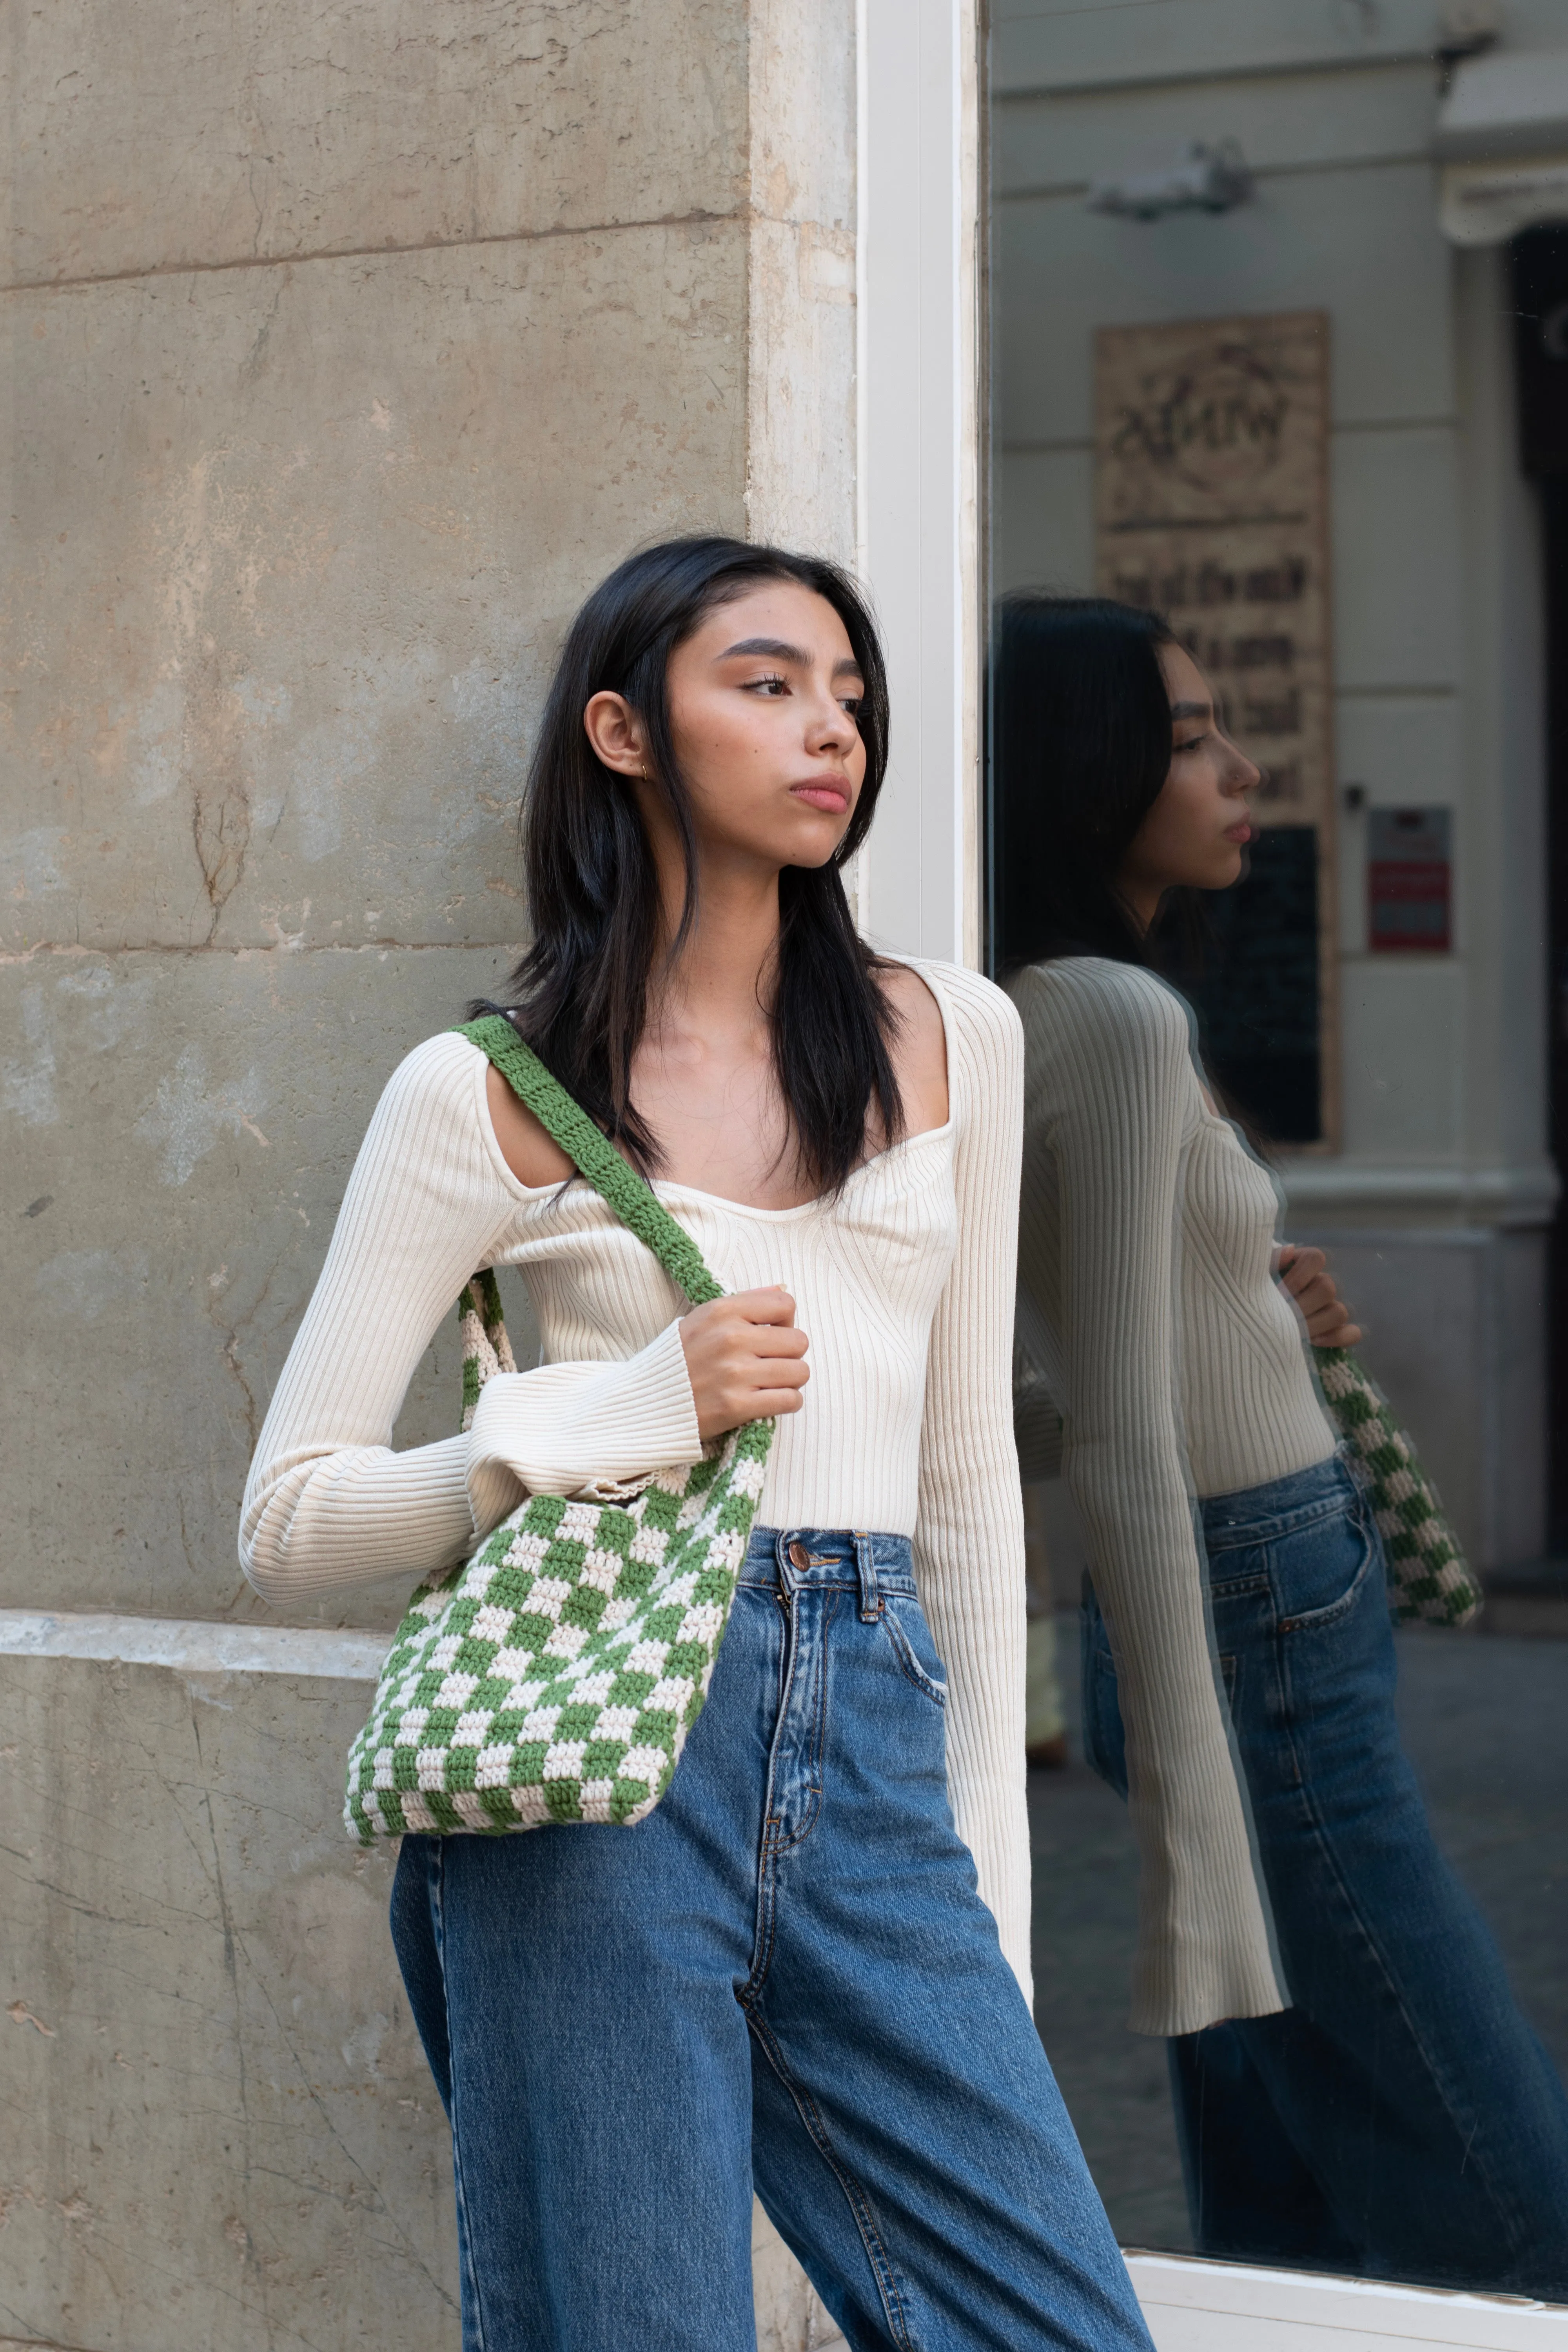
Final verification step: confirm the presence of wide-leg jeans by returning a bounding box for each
[1082,1453,1568,2297]
[393,1525,1153,2352]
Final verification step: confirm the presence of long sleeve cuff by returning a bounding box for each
[464,1318,702,1535]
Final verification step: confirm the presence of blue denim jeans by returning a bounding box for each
[393,1526,1152,2352]
[1082,1453,1568,2297]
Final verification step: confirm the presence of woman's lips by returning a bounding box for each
[1225,820,1252,843]
[790,782,850,813]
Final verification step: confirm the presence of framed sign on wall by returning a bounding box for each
[1094,310,1339,1150]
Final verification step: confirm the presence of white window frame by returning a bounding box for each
[851,6,1568,2344]
[855,0,983,968]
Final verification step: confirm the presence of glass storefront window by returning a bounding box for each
[989,1,1568,2305]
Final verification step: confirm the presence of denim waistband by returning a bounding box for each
[738,1526,917,1618]
[1199,1448,1358,1551]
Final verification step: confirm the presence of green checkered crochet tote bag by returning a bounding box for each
[345,1014,774,1844]
[1316,1347,1481,1627]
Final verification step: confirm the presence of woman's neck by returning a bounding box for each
[1116,870,1164,935]
[631,848,806,1202]
[648,831,782,1056]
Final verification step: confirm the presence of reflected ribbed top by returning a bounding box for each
[1015,956,1332,2036]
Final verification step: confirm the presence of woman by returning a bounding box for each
[997,592,1568,2296]
[240,542,1152,2352]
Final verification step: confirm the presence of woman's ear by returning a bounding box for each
[583,690,648,779]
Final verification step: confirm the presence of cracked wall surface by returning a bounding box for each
[4,0,857,2344]
[0,1657,454,2352]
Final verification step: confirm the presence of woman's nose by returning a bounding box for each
[1225,740,1262,793]
[808,689,857,752]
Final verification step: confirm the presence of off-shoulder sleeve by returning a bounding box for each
[1014,959,1286,2035]
[239,1033,699,1604]
[907,963,1034,2001]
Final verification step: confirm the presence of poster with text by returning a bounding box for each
[1095,310,1338,1147]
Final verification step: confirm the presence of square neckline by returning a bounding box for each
[475,955,958,1218]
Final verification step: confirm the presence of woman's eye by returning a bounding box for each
[839,695,863,717]
[745,673,790,696]
[1174,733,1208,753]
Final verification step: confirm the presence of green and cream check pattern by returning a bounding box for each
[345,1016,773,1844]
[1316,1347,1481,1628]
[458,1268,515,1432]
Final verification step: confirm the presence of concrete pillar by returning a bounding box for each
[2,4,854,2342]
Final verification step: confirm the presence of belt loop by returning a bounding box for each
[775,1528,799,1592]
[852,1530,880,1621]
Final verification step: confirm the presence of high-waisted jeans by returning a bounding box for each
[1082,1453,1568,2298]
[392,1525,1153,2352]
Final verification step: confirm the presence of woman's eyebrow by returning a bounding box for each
[715,635,809,664]
[714,635,864,681]
[1169,699,1212,722]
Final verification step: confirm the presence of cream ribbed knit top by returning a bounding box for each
[240,959,1032,1991]
[1013,956,1335,2038]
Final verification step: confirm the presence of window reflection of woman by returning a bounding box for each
[998,594,1568,2296]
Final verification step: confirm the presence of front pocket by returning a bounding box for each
[1276,1500,1381,1633]
[880,1598,948,1708]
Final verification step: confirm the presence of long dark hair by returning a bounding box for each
[991,593,1178,971]
[483,535,902,1193]
[993,591,1276,1148]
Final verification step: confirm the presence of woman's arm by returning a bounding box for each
[239,1034,699,1604]
[1015,960,1285,2036]
[909,967,1034,2000]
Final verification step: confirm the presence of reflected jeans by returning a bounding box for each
[393,1526,1153,2352]
[1083,1453,1568,2297]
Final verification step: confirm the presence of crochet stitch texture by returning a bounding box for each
[345,1018,772,1842]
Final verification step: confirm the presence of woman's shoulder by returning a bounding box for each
[1010,958,1200,1117]
[893,956,1023,1054]
[1012,955,1193,1051]
[890,958,1023,1127]
[376,1024,488,1109]
[359,1026,498,1161]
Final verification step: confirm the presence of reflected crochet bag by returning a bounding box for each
[1315,1348,1481,1627]
[345,1015,773,1844]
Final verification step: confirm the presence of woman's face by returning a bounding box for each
[1116,639,1261,918]
[586,579,868,877]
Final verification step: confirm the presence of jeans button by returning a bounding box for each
[788,1540,811,1571]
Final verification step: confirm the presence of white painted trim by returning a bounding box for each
[0,1607,391,1680]
[856,0,982,967]
[1129,2252,1568,2350]
[1279,1160,1559,1225]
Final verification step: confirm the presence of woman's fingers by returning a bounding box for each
[1303,1293,1362,1347]
[679,1287,813,1437]
[1278,1245,1326,1296]
[1279,1243,1361,1349]
[749,1323,811,1359]
[729,1285,800,1325]
[750,1385,809,1416]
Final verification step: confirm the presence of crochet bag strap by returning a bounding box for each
[455,1014,724,1308]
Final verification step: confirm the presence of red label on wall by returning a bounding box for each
[1368,808,1451,953]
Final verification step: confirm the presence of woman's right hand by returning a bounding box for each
[680,1287,811,1439]
[1276,1244,1363,1350]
